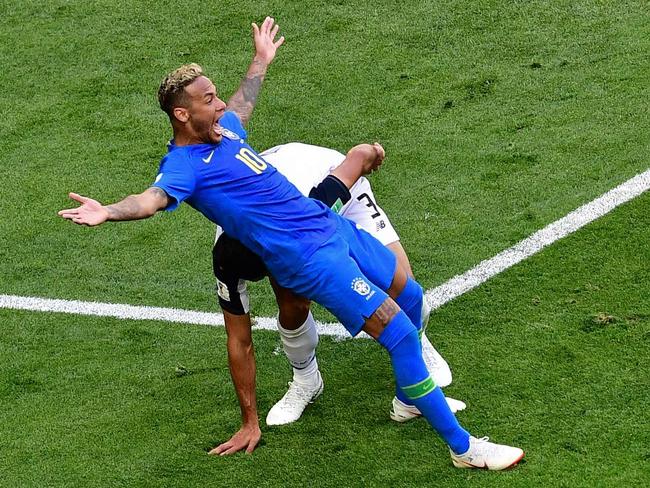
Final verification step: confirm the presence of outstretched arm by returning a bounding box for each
[226,16,285,126]
[58,187,170,226]
[209,310,262,456]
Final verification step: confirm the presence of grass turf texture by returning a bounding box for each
[1,193,648,487]
[0,0,648,485]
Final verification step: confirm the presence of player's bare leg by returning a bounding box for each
[267,248,460,424]
[386,241,414,279]
[265,280,323,425]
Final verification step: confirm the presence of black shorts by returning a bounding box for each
[212,232,267,315]
[212,174,351,315]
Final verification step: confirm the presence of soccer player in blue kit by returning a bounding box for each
[59,18,524,469]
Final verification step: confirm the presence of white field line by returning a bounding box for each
[1,169,649,339]
[425,169,650,309]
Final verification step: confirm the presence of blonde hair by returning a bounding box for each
[158,63,204,117]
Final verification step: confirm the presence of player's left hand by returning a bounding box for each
[252,16,285,65]
[208,423,262,456]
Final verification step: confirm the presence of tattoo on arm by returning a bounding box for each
[105,187,168,221]
[227,60,267,126]
[242,75,263,105]
[106,195,143,221]
[149,186,169,203]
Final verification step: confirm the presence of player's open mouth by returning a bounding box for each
[213,122,222,136]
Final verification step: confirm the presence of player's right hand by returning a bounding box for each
[370,142,385,169]
[58,192,109,226]
[209,423,262,456]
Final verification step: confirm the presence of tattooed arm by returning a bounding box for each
[58,187,170,226]
[227,17,285,126]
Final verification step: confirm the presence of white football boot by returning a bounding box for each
[266,371,324,426]
[421,334,452,388]
[389,298,459,422]
[420,298,452,388]
[450,436,524,470]
[390,396,466,423]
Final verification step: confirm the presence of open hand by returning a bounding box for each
[58,192,109,226]
[252,16,285,65]
[208,424,262,456]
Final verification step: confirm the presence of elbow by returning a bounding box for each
[144,205,159,218]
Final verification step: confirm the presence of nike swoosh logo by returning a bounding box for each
[458,457,486,468]
[202,150,215,164]
[469,458,486,468]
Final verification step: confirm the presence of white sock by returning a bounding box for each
[277,311,320,385]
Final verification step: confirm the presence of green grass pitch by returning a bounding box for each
[1,0,648,486]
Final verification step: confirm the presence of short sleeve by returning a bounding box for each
[220,111,248,140]
[152,154,196,211]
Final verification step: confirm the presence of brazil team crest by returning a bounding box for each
[351,277,375,300]
[222,128,241,141]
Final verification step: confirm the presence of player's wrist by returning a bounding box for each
[95,205,110,222]
[241,416,260,429]
[103,204,121,222]
[251,55,271,69]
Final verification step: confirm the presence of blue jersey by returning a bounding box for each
[153,112,337,282]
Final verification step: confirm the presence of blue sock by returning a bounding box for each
[378,311,470,455]
[394,277,423,331]
[393,277,424,404]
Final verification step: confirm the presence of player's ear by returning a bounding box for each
[173,106,190,123]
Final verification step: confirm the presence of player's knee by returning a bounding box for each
[363,297,402,339]
[387,264,409,299]
[371,297,401,326]
[277,295,311,330]
[373,309,419,352]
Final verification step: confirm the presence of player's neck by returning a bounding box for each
[172,131,202,147]
[170,121,204,147]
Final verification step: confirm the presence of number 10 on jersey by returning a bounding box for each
[236,148,267,174]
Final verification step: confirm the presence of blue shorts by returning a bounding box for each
[281,214,397,336]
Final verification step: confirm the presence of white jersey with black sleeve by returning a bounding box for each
[260,143,399,245]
